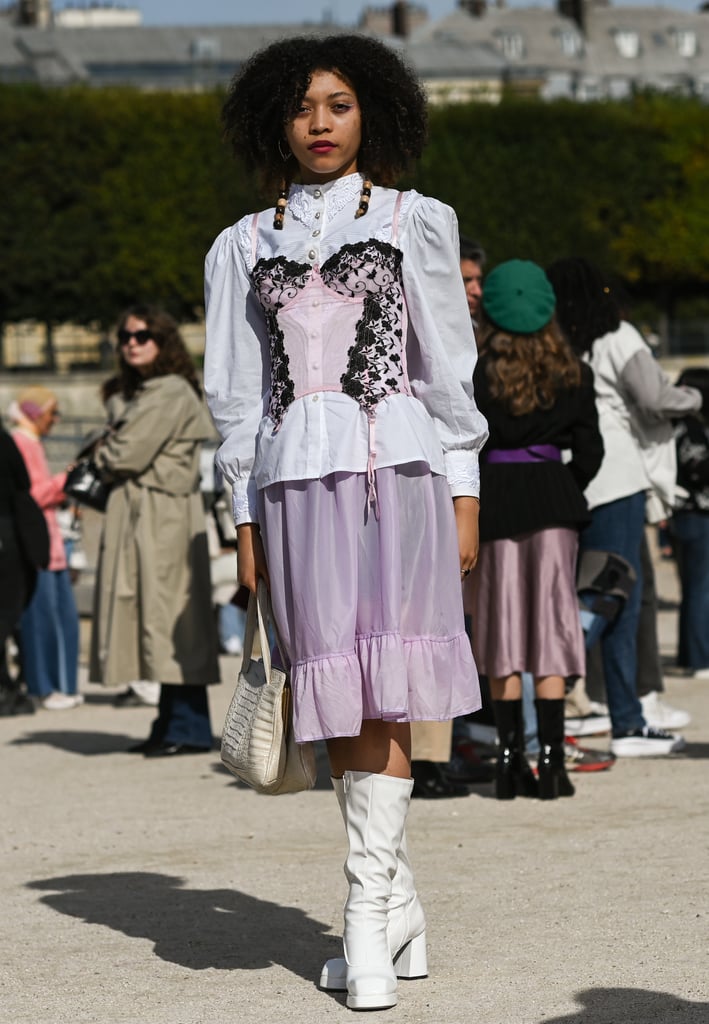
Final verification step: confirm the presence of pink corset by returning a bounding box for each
[249,193,410,433]
[249,196,409,512]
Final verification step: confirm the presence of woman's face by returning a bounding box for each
[284,69,362,185]
[118,315,160,375]
[35,402,59,437]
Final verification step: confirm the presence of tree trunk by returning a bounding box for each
[656,285,673,358]
[44,320,56,371]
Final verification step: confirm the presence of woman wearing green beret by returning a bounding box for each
[468,260,604,800]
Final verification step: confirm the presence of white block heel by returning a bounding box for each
[393,930,428,979]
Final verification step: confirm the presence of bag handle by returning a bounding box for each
[240,579,286,680]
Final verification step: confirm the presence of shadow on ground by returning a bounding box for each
[27,871,338,979]
[659,655,704,677]
[211,742,335,791]
[676,741,709,759]
[542,987,709,1024]
[8,729,150,755]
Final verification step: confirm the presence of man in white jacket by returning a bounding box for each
[548,259,700,757]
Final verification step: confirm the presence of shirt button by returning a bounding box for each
[315,212,321,219]
[312,229,321,237]
[308,249,316,260]
[312,394,319,402]
[314,189,322,198]
[312,300,320,308]
[312,361,319,370]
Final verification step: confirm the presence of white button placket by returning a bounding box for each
[310,294,322,386]
[307,188,324,266]
[306,187,325,476]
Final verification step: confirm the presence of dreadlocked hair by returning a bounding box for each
[546,257,621,356]
[221,34,427,193]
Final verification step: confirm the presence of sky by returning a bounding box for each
[52,0,703,26]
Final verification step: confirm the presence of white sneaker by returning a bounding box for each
[692,667,709,680]
[42,692,84,710]
[639,692,691,730]
[588,701,609,715]
[610,726,684,758]
[564,710,612,737]
[129,681,160,706]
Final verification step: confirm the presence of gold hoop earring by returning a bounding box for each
[278,139,291,162]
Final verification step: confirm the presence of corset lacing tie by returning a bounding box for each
[366,413,380,519]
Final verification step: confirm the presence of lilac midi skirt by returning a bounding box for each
[469,527,585,680]
[258,462,481,742]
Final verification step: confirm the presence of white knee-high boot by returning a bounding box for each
[338,770,417,1010]
[320,776,427,992]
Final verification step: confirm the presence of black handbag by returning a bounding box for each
[64,458,112,512]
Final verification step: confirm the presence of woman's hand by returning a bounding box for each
[236,523,270,593]
[454,496,480,578]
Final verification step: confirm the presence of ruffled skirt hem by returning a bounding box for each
[259,465,482,745]
[292,629,480,742]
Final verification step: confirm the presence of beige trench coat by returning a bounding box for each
[89,374,220,687]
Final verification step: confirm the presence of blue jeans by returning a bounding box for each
[521,672,540,755]
[218,602,247,650]
[148,684,213,748]
[672,511,709,670]
[20,568,79,698]
[579,493,646,735]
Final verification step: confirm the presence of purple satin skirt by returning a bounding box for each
[469,526,585,680]
[258,462,481,742]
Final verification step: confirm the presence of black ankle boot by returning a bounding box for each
[492,699,538,800]
[535,698,575,800]
[0,677,35,717]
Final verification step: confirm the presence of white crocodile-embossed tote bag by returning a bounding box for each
[221,580,316,795]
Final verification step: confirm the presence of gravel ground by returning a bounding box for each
[1,542,708,1024]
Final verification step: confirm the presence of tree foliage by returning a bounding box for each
[1,86,708,332]
[414,94,709,303]
[0,85,258,329]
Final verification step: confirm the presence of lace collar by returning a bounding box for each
[288,173,364,227]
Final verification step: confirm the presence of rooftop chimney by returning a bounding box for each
[17,0,52,28]
[459,0,488,17]
[558,0,585,32]
[392,1,409,37]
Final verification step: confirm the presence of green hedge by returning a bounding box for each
[417,94,709,297]
[1,86,708,330]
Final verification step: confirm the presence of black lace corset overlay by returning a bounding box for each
[250,240,408,427]
[251,256,310,426]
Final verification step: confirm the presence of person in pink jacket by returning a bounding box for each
[9,386,82,710]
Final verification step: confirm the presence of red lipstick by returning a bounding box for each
[308,141,336,152]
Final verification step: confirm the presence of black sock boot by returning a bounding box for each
[492,699,538,800]
[535,698,575,800]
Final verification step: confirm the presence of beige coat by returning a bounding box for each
[90,374,220,687]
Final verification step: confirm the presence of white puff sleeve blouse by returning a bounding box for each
[204,173,488,525]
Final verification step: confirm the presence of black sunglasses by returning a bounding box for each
[117,328,153,346]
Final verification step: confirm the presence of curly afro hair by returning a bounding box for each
[222,34,427,192]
